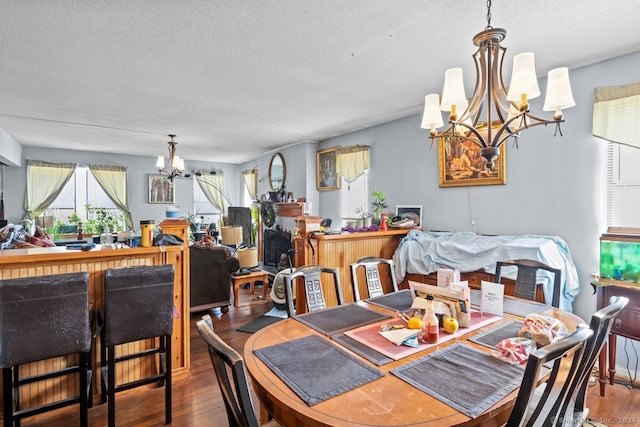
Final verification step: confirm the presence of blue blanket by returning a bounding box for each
[392,230,579,312]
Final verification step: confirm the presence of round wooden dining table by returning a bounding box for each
[244,304,583,427]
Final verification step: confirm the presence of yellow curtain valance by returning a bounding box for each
[593,81,640,148]
[336,145,370,188]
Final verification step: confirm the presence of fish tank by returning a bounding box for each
[600,233,640,285]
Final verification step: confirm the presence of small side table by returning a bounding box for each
[232,270,269,307]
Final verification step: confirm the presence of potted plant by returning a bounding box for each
[354,207,373,228]
[370,189,388,225]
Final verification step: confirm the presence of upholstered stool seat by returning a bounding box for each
[100,264,175,427]
[0,272,92,427]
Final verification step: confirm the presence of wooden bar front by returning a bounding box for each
[294,229,412,308]
[0,220,190,408]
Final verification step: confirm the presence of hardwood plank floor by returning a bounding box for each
[9,296,640,427]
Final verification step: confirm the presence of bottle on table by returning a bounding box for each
[100,226,112,247]
[422,294,439,344]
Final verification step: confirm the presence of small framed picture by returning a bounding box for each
[316,146,341,191]
[396,205,423,227]
[148,174,175,204]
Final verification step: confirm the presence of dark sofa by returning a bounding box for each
[189,243,240,313]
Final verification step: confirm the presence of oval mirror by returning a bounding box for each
[268,153,286,191]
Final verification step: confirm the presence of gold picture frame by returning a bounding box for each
[438,137,506,187]
[316,146,341,191]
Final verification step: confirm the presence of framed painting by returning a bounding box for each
[438,136,506,187]
[396,205,423,227]
[148,174,175,204]
[316,146,341,191]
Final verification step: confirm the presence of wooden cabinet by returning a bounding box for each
[403,271,531,300]
[295,228,412,306]
[595,233,640,395]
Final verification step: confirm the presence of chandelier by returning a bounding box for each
[155,134,184,180]
[421,0,575,169]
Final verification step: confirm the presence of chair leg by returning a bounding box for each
[165,335,172,424]
[12,367,20,427]
[3,368,13,427]
[79,352,89,427]
[108,345,116,427]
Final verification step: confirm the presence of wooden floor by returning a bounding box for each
[9,295,640,427]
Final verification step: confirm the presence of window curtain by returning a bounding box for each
[195,174,230,212]
[242,167,258,201]
[593,81,640,149]
[23,160,77,220]
[89,164,134,230]
[337,145,369,189]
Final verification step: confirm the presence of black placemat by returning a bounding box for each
[254,335,384,406]
[365,289,414,312]
[295,303,390,336]
[470,291,548,317]
[237,315,284,334]
[467,319,524,349]
[331,333,394,366]
[391,343,524,418]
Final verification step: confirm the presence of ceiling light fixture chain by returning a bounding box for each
[155,134,185,181]
[420,1,576,170]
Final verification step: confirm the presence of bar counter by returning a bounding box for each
[0,220,191,407]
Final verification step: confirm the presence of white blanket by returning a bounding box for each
[392,230,580,312]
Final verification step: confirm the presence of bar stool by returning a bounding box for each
[0,272,92,427]
[100,264,175,427]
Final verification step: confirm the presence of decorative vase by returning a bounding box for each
[363,217,372,227]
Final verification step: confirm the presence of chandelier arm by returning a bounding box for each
[451,122,487,149]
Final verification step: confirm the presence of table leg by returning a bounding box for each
[233,279,240,308]
[608,332,617,386]
[261,274,269,300]
[598,342,607,396]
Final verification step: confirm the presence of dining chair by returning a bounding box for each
[350,256,399,301]
[100,264,175,427]
[283,265,344,317]
[0,272,92,427]
[495,259,562,307]
[505,325,593,427]
[559,295,629,426]
[195,319,281,427]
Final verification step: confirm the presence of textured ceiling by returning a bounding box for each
[1,0,639,164]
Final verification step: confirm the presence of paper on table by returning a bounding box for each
[379,328,421,346]
[481,280,505,317]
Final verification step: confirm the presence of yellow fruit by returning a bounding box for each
[443,317,459,334]
[407,317,423,330]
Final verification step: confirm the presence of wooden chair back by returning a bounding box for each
[350,256,399,301]
[506,326,593,427]
[495,259,562,307]
[284,265,344,317]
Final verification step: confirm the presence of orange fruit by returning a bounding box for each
[443,317,459,334]
[407,317,423,330]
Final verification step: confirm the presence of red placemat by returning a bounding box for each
[343,310,502,360]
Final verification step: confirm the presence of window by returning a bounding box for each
[46,166,121,231]
[340,171,368,227]
[604,143,640,229]
[193,178,224,225]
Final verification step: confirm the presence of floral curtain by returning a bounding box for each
[242,167,258,201]
[195,173,231,212]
